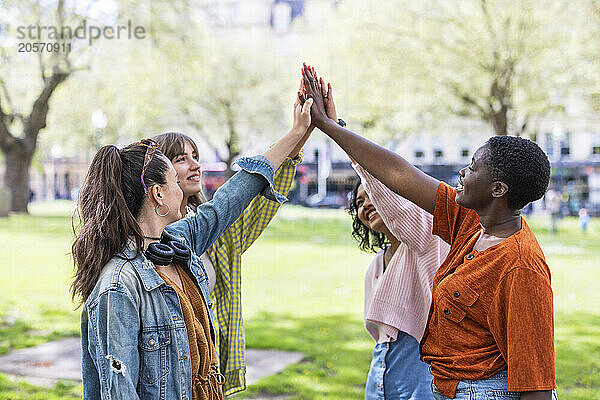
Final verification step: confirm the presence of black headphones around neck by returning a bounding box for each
[145,238,191,266]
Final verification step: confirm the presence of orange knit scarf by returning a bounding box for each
[157,266,225,400]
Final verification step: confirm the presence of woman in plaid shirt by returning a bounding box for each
[153,122,310,395]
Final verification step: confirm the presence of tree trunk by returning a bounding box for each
[0,1,71,213]
[3,144,34,213]
[224,109,240,179]
[0,71,69,213]
[489,110,508,135]
[224,145,240,180]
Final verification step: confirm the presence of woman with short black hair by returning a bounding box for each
[301,65,556,400]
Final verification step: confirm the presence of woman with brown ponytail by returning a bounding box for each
[72,98,313,399]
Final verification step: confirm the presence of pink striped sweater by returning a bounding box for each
[354,164,450,343]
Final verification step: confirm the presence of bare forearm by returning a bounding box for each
[289,126,313,158]
[521,390,552,400]
[316,118,439,214]
[263,127,306,170]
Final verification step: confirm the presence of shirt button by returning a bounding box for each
[454,291,460,298]
[148,338,156,346]
[466,254,474,260]
[444,309,450,315]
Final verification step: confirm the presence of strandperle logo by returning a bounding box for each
[13,20,146,45]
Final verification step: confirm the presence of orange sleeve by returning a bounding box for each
[488,268,556,391]
[432,182,475,245]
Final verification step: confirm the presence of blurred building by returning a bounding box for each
[196,0,306,29]
[23,148,90,203]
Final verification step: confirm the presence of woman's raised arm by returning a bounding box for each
[262,98,312,170]
[166,97,314,256]
[301,64,439,214]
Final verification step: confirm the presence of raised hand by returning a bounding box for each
[321,80,337,122]
[301,63,328,128]
[287,91,315,159]
[299,65,322,97]
[293,96,313,132]
[262,96,313,169]
[297,63,440,215]
[300,65,337,122]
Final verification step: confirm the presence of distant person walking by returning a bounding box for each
[579,208,590,233]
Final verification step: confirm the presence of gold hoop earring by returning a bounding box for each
[155,203,170,217]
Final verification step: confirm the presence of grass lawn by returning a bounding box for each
[0,202,598,399]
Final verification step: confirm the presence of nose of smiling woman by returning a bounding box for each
[189,156,201,171]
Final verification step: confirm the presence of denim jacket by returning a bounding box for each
[81,155,285,400]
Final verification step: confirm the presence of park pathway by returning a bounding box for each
[0,337,303,396]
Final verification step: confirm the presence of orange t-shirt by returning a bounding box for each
[420,182,556,398]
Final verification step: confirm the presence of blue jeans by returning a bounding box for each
[431,370,558,400]
[365,331,432,400]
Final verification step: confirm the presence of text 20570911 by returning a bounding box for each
[18,42,71,53]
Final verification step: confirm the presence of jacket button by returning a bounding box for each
[444,309,450,315]
[148,338,156,347]
[466,254,474,260]
[454,291,460,298]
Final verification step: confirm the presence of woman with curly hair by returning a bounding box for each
[316,72,451,398]
[348,177,449,399]
[312,75,449,398]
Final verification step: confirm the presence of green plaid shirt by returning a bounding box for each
[207,151,303,395]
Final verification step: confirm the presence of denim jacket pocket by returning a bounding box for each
[139,326,171,384]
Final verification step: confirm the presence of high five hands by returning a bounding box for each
[299,63,338,127]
